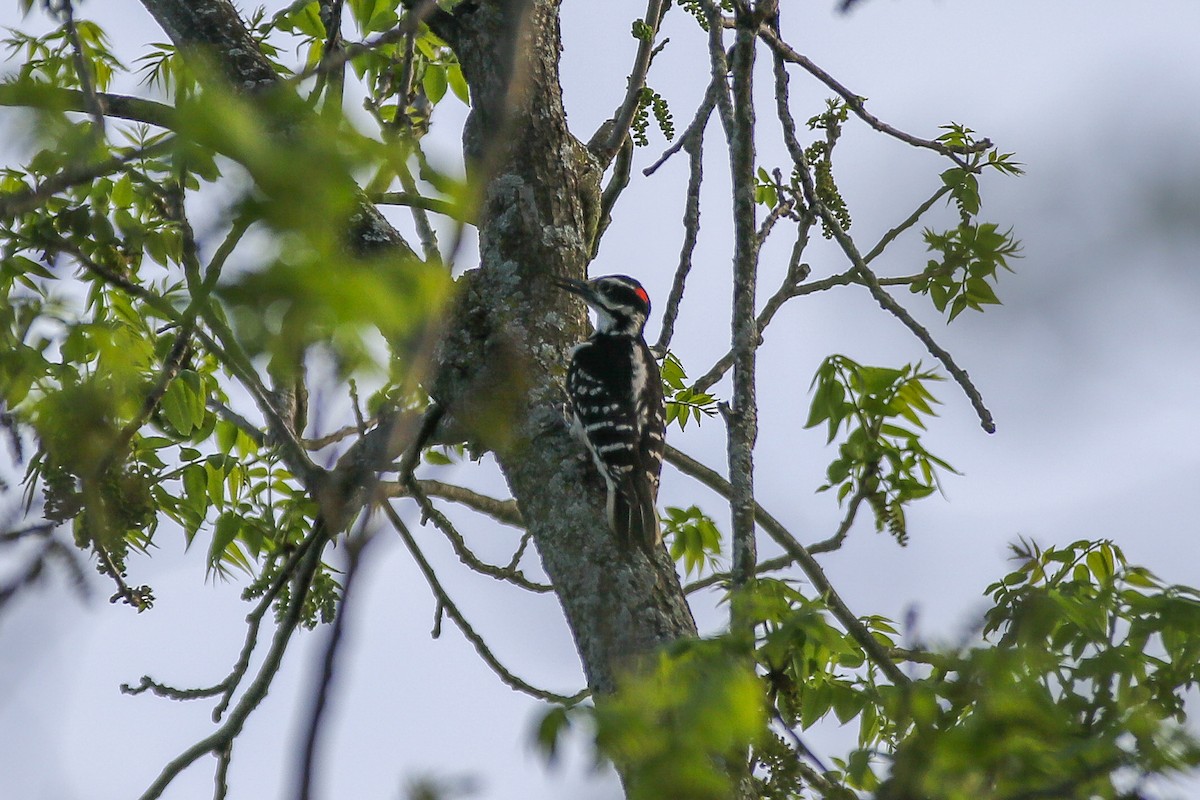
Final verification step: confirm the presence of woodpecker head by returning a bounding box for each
[555,274,651,337]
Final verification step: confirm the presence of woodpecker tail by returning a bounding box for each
[607,474,660,552]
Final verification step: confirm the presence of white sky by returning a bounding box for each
[1,1,1199,799]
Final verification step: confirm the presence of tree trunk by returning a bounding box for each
[423,0,698,695]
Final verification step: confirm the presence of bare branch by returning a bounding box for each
[862,183,952,264]
[684,553,792,595]
[721,16,762,605]
[642,75,720,177]
[759,25,990,159]
[381,479,523,528]
[403,480,550,592]
[136,522,331,800]
[382,503,585,705]
[52,0,107,138]
[652,132,703,355]
[804,480,870,555]
[770,42,996,433]
[593,135,634,257]
[692,216,813,393]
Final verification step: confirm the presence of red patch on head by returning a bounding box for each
[635,286,650,306]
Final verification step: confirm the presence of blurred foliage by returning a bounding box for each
[0,2,455,620]
[536,541,1200,799]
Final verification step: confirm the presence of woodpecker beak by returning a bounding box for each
[553,276,592,300]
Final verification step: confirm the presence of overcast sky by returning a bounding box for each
[2,1,1199,799]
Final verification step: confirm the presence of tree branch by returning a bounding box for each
[0,83,178,129]
[590,0,668,167]
[770,41,996,434]
[371,191,464,219]
[720,14,762,616]
[759,25,990,159]
[401,480,550,592]
[664,444,909,686]
[381,479,523,528]
[136,522,331,800]
[642,73,720,177]
[382,502,585,705]
[652,132,703,355]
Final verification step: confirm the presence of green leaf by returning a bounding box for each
[422,64,447,104]
[161,377,197,435]
[446,62,469,103]
[533,706,573,764]
[208,511,240,570]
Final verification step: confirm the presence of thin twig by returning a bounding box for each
[53,0,106,139]
[770,44,995,433]
[304,422,372,451]
[652,132,703,355]
[862,184,952,264]
[382,503,586,705]
[691,178,950,394]
[804,482,871,555]
[683,553,792,595]
[404,480,549,592]
[371,191,462,219]
[642,75,720,177]
[593,135,634,257]
[759,25,989,159]
[665,444,909,686]
[0,139,171,220]
[121,531,322,722]
[381,479,523,528]
[213,742,231,800]
[136,522,331,800]
[397,159,440,261]
[296,527,375,800]
[692,216,813,393]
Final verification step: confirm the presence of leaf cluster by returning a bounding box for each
[805,355,953,545]
[0,6,451,605]
[804,99,852,237]
[878,540,1200,800]
[660,351,718,430]
[911,125,1023,321]
[2,19,123,92]
[663,504,723,577]
[631,85,675,147]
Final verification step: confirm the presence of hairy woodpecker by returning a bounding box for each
[556,274,666,550]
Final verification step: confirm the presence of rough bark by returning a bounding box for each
[138,0,697,697]
[428,0,698,694]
